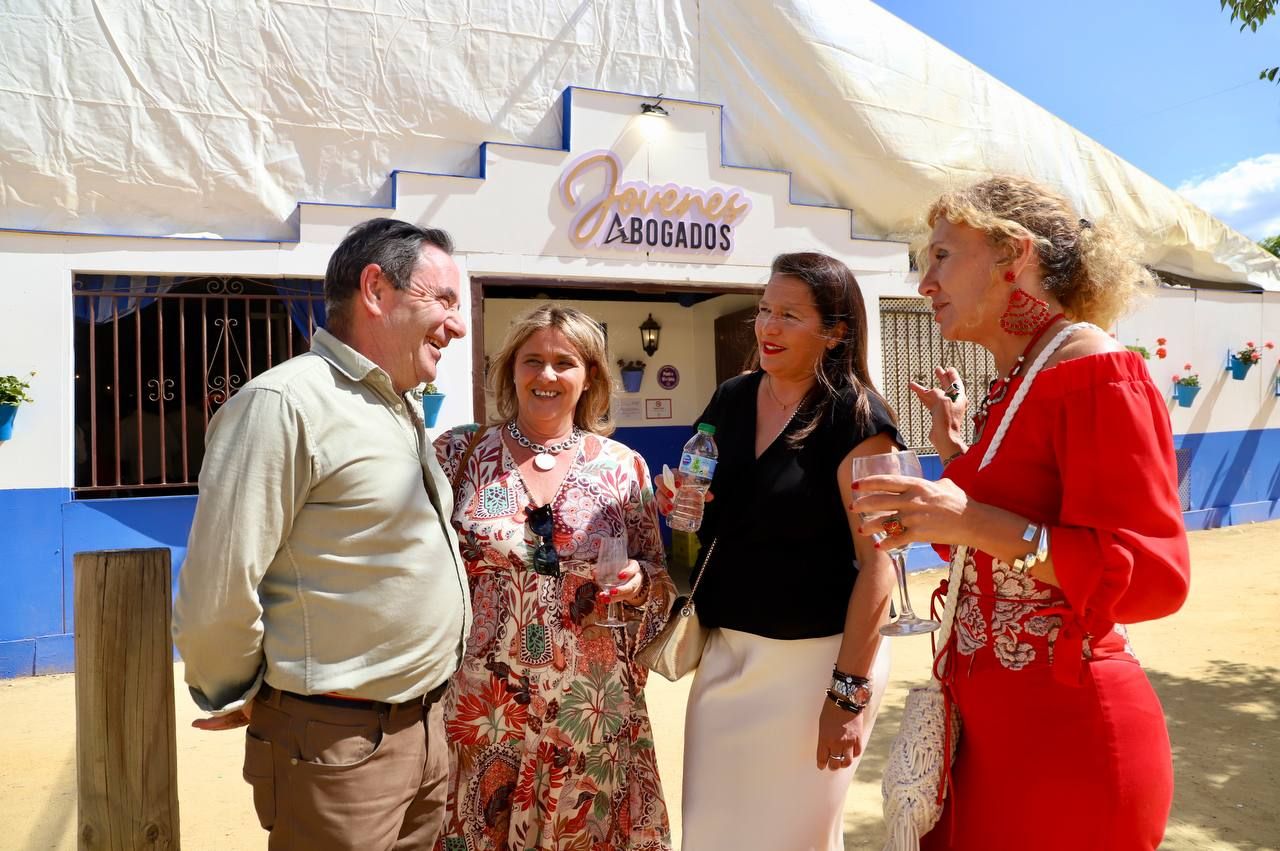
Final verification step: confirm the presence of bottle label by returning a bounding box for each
[679,452,717,479]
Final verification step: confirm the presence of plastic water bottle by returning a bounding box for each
[669,423,718,532]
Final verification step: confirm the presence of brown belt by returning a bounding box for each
[258,681,448,713]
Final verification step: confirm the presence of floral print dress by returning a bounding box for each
[433,425,676,851]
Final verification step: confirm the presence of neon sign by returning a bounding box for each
[557,150,752,254]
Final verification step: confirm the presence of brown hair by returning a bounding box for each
[920,175,1155,328]
[488,304,615,435]
[768,252,896,443]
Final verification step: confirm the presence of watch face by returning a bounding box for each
[851,684,873,705]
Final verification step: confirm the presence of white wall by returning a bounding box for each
[1115,288,1280,436]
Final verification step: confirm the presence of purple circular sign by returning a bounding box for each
[657,365,680,390]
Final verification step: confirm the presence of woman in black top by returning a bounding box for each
[656,252,901,850]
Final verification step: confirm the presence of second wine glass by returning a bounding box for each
[595,535,629,627]
[850,450,940,637]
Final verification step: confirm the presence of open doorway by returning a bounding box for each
[470,276,761,574]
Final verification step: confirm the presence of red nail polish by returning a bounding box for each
[873,541,881,550]
[851,482,860,490]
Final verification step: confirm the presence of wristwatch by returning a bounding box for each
[829,670,872,709]
[1013,523,1050,573]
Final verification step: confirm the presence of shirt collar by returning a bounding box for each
[311,327,387,386]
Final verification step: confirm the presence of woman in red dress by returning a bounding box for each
[852,176,1191,850]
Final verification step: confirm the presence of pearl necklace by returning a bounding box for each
[507,420,582,471]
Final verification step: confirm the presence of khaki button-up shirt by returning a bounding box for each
[173,329,471,712]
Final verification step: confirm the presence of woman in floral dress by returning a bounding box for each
[433,304,675,851]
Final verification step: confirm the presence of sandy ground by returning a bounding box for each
[2,521,1277,850]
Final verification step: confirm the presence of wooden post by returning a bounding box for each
[75,548,180,849]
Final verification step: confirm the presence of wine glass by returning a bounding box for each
[850,450,940,637]
[595,536,629,627]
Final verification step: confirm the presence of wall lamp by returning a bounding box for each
[640,313,662,356]
[640,95,669,117]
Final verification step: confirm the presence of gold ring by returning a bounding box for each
[881,516,907,537]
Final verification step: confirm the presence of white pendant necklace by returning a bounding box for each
[507,420,582,471]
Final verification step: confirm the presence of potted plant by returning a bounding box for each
[1124,336,1168,361]
[1171,364,1200,408]
[1229,341,1274,380]
[0,371,35,440]
[421,382,445,427]
[618,359,645,393]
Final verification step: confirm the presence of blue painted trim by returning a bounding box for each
[0,85,905,248]
[34,633,74,675]
[0,488,68,641]
[0,640,35,678]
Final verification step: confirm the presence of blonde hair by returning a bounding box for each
[920,175,1155,328]
[489,304,615,435]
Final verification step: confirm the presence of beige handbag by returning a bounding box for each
[636,538,718,682]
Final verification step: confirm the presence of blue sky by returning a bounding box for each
[875,0,1280,240]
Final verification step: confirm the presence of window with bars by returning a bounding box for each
[73,275,325,499]
[878,297,995,455]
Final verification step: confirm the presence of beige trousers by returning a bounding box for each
[244,684,449,851]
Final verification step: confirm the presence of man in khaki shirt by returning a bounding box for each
[173,218,471,850]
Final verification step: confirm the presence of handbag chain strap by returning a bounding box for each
[683,537,718,606]
[933,321,1090,679]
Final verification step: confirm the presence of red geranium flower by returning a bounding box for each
[1156,347,1167,359]
[1156,337,1167,345]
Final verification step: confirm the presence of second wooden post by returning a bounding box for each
[74,547,180,849]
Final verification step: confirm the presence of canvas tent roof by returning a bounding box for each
[2,0,1276,290]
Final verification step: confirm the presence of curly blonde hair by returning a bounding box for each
[488,304,615,435]
[920,175,1155,328]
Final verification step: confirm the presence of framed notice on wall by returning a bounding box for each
[615,397,643,420]
[644,398,672,420]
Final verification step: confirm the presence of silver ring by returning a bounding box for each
[827,753,849,763]
[944,381,963,402]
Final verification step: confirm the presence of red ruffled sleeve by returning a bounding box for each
[1048,371,1190,628]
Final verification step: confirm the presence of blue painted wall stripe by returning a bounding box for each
[0,423,1276,676]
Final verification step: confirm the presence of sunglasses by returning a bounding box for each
[526,503,561,577]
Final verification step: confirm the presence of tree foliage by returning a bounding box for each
[1221,0,1279,82]
[1260,235,1280,257]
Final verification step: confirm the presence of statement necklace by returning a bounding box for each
[507,420,582,471]
[973,313,1065,442]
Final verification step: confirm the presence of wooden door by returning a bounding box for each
[714,306,757,385]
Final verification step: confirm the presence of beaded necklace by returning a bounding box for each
[972,313,1065,442]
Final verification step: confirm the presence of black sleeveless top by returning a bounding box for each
[690,371,900,639]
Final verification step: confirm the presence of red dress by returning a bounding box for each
[921,352,1191,851]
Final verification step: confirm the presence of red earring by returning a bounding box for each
[1003,270,1016,283]
[1000,288,1052,335]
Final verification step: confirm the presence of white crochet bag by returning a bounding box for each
[880,323,1090,850]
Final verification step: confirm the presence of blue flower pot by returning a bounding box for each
[1229,356,1253,380]
[620,369,644,393]
[421,393,445,428]
[1173,384,1200,408]
[0,404,17,440]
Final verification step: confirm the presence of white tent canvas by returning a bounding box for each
[2,0,1276,288]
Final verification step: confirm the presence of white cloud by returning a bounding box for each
[1177,153,1280,240]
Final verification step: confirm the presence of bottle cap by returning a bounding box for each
[697,423,716,435]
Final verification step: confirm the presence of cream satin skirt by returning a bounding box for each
[680,627,891,851]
